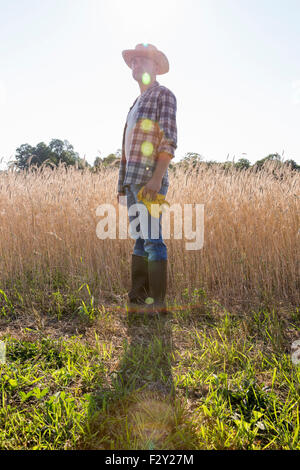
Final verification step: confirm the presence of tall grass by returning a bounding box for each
[0,160,299,310]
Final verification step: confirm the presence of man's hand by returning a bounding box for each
[141,152,172,201]
[141,177,162,201]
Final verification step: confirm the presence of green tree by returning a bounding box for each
[176,152,203,172]
[253,153,282,170]
[12,139,87,170]
[283,159,300,171]
[93,156,103,169]
[103,153,118,166]
[93,151,122,171]
[234,157,251,170]
[183,152,203,165]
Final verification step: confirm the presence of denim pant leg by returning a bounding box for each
[125,183,169,261]
[125,184,147,258]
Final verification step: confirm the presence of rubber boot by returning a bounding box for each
[127,254,149,313]
[146,259,168,315]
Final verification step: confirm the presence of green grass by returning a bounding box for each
[0,284,299,450]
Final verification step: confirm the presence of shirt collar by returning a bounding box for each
[140,80,160,97]
[129,80,160,111]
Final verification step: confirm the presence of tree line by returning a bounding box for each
[2,139,300,172]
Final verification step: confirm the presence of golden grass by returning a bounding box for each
[0,160,299,310]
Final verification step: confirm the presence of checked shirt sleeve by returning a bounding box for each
[117,158,126,193]
[156,89,177,159]
[117,122,127,194]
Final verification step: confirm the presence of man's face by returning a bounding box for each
[131,55,158,82]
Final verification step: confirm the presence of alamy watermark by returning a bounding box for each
[96,197,204,251]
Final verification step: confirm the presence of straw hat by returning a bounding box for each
[122,43,169,75]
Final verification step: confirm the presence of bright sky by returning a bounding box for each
[1,0,300,170]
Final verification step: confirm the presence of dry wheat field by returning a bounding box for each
[0,160,299,311]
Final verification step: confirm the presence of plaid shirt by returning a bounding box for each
[117,80,177,193]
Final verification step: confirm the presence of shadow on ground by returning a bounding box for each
[78,309,199,450]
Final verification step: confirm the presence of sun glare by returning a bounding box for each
[91,0,183,35]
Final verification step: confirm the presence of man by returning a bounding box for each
[117,43,177,315]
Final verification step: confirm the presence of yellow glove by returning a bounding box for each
[137,186,170,218]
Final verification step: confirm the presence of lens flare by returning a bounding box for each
[142,72,151,85]
[141,141,154,157]
[140,119,154,132]
[127,390,174,448]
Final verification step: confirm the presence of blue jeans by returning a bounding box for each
[124,183,169,261]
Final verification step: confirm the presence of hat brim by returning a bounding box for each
[122,49,169,75]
